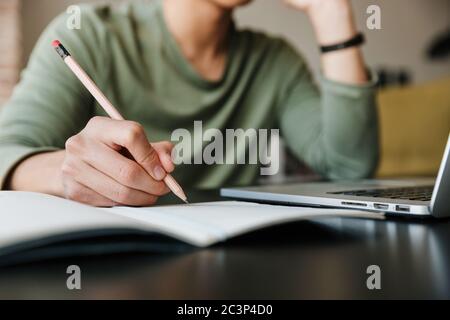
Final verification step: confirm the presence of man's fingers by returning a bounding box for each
[63,157,159,206]
[152,141,175,173]
[82,141,169,196]
[85,117,167,181]
[63,179,116,207]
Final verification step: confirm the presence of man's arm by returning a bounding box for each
[278,0,378,179]
[285,0,368,84]
[0,13,97,191]
[0,10,175,206]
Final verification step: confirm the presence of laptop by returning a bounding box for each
[221,135,450,218]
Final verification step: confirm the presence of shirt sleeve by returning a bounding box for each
[0,9,106,189]
[276,42,379,180]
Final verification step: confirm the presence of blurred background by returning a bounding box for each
[1,0,449,179]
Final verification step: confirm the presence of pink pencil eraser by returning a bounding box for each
[51,40,61,48]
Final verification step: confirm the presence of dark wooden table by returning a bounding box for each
[0,189,449,299]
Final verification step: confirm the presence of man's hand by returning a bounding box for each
[60,116,174,206]
[283,0,323,13]
[8,117,175,207]
[283,0,367,84]
[283,0,356,45]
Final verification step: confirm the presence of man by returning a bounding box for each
[0,0,378,206]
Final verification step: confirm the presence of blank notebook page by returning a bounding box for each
[104,202,382,246]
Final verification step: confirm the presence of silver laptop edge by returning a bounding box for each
[430,135,450,217]
[221,135,450,218]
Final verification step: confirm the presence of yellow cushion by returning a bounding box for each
[376,77,450,178]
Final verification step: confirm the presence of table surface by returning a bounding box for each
[0,189,449,299]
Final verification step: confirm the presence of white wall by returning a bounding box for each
[22,0,450,84]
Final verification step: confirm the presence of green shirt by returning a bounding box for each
[0,0,378,189]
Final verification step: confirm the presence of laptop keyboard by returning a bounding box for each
[328,185,433,201]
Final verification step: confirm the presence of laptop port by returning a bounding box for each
[395,205,410,213]
[374,203,389,210]
[341,201,367,207]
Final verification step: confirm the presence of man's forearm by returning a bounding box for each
[7,150,65,196]
[308,0,368,84]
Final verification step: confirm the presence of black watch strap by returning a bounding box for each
[320,33,365,53]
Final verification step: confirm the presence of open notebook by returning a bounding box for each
[0,191,383,262]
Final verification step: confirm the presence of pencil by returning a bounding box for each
[51,40,188,204]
